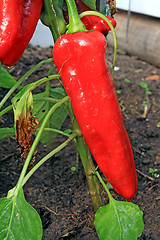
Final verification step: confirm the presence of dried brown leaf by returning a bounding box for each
[15,110,38,168]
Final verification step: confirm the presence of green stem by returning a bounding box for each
[0,105,13,117]
[22,133,76,186]
[30,74,60,91]
[34,97,59,103]
[0,58,53,110]
[65,0,86,33]
[72,115,102,212]
[43,127,72,138]
[47,66,57,77]
[95,170,113,202]
[45,79,50,94]
[14,95,69,196]
[79,11,117,76]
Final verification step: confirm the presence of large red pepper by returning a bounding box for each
[53,30,138,201]
[0,0,43,66]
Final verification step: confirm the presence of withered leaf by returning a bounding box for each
[15,110,38,168]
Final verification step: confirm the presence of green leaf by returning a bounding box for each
[0,67,18,89]
[0,127,15,140]
[124,78,130,83]
[64,129,72,134]
[146,90,152,95]
[13,90,33,121]
[116,90,121,94]
[12,83,35,106]
[149,168,158,173]
[33,87,68,145]
[94,200,144,240]
[139,82,148,89]
[81,0,96,10]
[71,166,77,171]
[0,187,42,240]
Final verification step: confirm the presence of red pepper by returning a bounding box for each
[53,30,138,201]
[63,0,116,37]
[81,15,117,36]
[0,0,43,66]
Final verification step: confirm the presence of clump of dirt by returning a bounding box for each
[0,44,160,239]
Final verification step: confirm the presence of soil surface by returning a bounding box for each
[0,44,160,240]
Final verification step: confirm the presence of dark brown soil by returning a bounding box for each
[0,44,160,240]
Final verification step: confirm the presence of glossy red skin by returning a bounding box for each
[0,0,43,66]
[81,15,116,36]
[53,31,138,201]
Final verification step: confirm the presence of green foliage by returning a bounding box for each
[149,168,159,178]
[124,78,130,83]
[0,187,42,240]
[71,166,77,171]
[139,82,148,89]
[94,199,144,240]
[0,67,18,89]
[81,0,96,10]
[0,128,15,140]
[11,83,68,145]
[142,100,147,107]
[12,82,35,105]
[33,87,68,145]
[139,82,151,96]
[64,129,72,134]
[119,99,124,108]
[13,90,33,120]
[116,90,121,94]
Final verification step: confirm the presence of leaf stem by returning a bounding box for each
[65,0,86,33]
[30,74,60,91]
[34,97,59,103]
[95,170,113,202]
[72,115,103,212]
[0,105,13,117]
[22,133,76,186]
[43,127,72,138]
[0,58,53,110]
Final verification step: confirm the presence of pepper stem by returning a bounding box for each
[70,111,103,212]
[65,0,86,33]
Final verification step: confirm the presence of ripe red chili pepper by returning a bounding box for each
[53,30,138,201]
[81,15,117,36]
[0,0,43,66]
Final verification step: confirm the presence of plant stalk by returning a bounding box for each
[65,0,86,33]
[72,116,103,212]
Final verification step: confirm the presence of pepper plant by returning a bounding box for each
[0,0,144,239]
